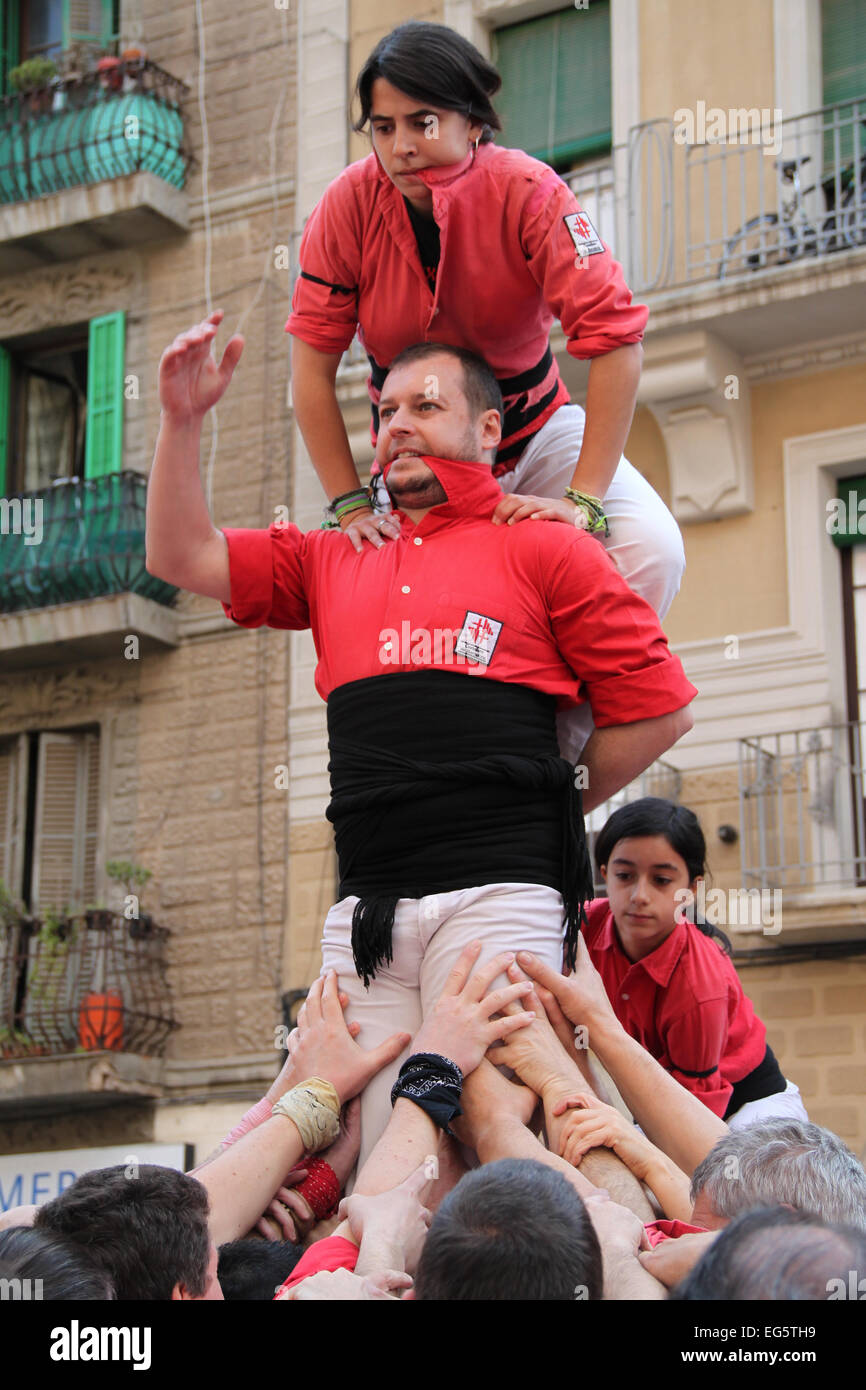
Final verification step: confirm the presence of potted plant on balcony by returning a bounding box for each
[105,859,154,933]
[25,905,79,1052]
[9,58,59,114]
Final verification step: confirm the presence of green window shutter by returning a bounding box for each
[85,311,125,478]
[821,0,866,162]
[830,476,866,548]
[493,3,611,168]
[0,344,10,496]
[1,0,21,97]
[64,0,117,50]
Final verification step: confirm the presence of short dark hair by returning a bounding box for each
[387,342,503,421]
[217,1238,304,1301]
[35,1164,211,1301]
[671,1205,866,1301]
[0,1226,115,1300]
[354,22,502,142]
[414,1158,603,1300]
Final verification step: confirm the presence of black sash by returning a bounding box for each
[326,671,592,985]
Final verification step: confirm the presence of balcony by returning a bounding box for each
[0,60,190,272]
[0,909,178,1112]
[737,720,866,946]
[0,471,179,667]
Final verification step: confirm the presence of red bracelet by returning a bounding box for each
[291,1158,341,1221]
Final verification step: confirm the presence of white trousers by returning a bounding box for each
[726,1079,810,1132]
[320,882,565,1172]
[497,404,686,762]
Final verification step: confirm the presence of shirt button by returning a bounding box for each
[413,537,422,546]
[401,585,411,594]
[383,642,393,651]
[621,992,629,1000]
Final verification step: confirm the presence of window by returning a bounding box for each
[492,2,611,173]
[834,472,866,882]
[0,310,125,497]
[822,0,866,162]
[0,1,119,93]
[0,726,100,912]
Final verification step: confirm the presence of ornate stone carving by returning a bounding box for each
[0,666,131,729]
[0,259,140,336]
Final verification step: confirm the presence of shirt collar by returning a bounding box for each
[373,145,478,194]
[382,454,503,524]
[598,910,688,986]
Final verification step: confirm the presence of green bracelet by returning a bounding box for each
[564,487,610,537]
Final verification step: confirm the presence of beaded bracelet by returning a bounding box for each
[290,1157,341,1221]
[564,486,610,537]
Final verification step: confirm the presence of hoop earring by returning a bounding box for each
[471,132,481,162]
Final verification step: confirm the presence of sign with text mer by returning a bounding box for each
[0,1143,189,1211]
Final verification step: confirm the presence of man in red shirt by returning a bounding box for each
[146,314,696,1163]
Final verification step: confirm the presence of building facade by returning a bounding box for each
[1,0,865,1195]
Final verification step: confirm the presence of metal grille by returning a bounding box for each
[0,471,177,614]
[0,910,178,1059]
[0,60,190,206]
[739,721,866,891]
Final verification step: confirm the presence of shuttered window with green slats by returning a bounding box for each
[1,311,125,494]
[84,311,125,478]
[492,3,611,169]
[0,1,118,92]
[822,0,866,163]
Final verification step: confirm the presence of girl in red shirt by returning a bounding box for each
[287,23,684,758]
[585,797,808,1127]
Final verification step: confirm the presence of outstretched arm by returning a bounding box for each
[516,939,728,1177]
[146,309,243,601]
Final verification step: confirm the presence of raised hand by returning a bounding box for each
[410,942,535,1078]
[158,309,244,421]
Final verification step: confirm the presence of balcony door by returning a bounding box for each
[836,475,866,881]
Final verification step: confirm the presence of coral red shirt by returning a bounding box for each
[582,899,766,1117]
[273,1236,358,1299]
[285,143,648,468]
[221,455,696,725]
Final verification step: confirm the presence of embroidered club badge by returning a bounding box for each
[563,211,605,258]
[455,611,503,666]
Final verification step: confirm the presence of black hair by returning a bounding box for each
[354,22,502,142]
[387,341,503,420]
[593,797,732,955]
[0,1226,115,1300]
[35,1163,211,1301]
[217,1238,304,1301]
[414,1158,602,1301]
[671,1205,866,1301]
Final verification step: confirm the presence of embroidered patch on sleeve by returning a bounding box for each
[455,611,503,666]
[563,211,605,257]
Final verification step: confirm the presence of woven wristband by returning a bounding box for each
[290,1157,341,1221]
[271,1077,341,1152]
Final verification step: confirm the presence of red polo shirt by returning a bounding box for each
[221,456,696,725]
[582,899,766,1117]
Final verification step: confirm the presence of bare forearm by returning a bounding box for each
[196,1115,305,1246]
[580,708,693,813]
[291,340,363,501]
[569,343,642,499]
[475,1116,598,1201]
[352,1099,439,1198]
[603,1247,666,1301]
[587,1016,727,1176]
[146,411,229,600]
[640,1154,694,1222]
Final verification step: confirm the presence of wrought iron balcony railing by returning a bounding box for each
[0,59,190,206]
[0,471,177,614]
[739,719,866,893]
[0,910,178,1060]
[627,97,866,291]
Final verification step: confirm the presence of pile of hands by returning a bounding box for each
[259,937,702,1298]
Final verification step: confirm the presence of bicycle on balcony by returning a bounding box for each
[718,127,866,280]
